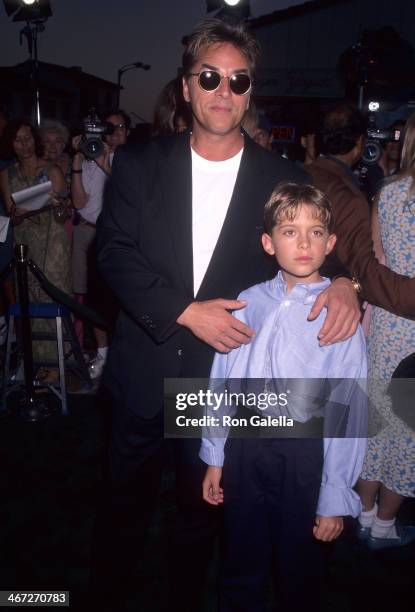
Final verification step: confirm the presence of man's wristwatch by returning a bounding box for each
[72,168,83,174]
[351,277,362,294]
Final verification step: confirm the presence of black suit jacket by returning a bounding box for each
[97,133,310,417]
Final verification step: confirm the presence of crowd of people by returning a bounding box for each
[0,110,130,380]
[0,15,414,612]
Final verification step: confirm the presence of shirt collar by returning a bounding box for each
[273,270,330,304]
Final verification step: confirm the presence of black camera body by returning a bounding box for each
[78,109,114,160]
[362,102,401,165]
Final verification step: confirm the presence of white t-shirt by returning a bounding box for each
[191,147,243,295]
[80,153,114,224]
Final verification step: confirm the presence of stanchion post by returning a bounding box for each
[14,243,37,411]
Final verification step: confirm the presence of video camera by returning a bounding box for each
[78,108,114,160]
[362,101,401,165]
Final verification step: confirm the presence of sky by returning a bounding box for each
[0,0,307,124]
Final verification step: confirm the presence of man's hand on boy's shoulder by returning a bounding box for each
[177,299,255,353]
[202,466,224,505]
[313,516,344,541]
[308,278,360,345]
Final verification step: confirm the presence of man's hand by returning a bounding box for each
[313,516,343,541]
[202,466,224,505]
[308,277,360,345]
[177,299,255,352]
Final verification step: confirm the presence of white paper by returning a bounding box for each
[0,216,9,242]
[12,181,52,212]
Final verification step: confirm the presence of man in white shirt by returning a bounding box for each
[71,110,130,378]
[93,18,360,612]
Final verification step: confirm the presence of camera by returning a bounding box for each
[362,101,401,165]
[78,108,114,160]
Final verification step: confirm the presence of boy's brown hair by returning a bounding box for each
[263,182,334,234]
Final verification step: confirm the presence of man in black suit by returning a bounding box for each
[93,18,360,611]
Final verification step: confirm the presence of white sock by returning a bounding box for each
[97,346,108,360]
[370,515,398,539]
[358,502,378,528]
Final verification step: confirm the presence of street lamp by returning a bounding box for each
[2,0,52,21]
[206,0,250,19]
[2,0,53,125]
[117,61,151,107]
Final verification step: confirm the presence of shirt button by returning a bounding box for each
[283,300,290,306]
[178,349,183,356]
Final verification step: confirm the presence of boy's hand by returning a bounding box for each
[202,466,224,505]
[308,277,360,345]
[313,516,343,541]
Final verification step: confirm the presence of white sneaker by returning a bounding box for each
[88,353,106,380]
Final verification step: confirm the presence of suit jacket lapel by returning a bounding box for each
[160,133,194,297]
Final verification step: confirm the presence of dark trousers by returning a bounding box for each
[219,437,325,612]
[89,396,220,612]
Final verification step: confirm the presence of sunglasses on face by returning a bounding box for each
[188,70,252,95]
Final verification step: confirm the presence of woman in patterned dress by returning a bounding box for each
[0,120,72,379]
[356,113,415,548]
[39,119,74,240]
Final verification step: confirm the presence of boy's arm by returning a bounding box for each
[199,351,234,507]
[317,329,368,518]
[199,302,249,467]
[199,348,239,467]
[317,393,367,517]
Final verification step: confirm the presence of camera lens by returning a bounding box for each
[86,138,103,158]
[79,135,103,160]
[362,140,382,165]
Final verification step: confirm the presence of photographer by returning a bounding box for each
[71,109,130,378]
[364,119,406,204]
[309,103,415,317]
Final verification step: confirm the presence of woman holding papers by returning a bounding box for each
[0,120,72,380]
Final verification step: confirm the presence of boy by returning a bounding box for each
[199,183,367,612]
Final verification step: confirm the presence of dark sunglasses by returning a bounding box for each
[188,70,252,95]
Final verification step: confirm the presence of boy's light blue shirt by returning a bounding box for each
[199,271,368,518]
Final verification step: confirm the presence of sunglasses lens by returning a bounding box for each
[197,71,251,95]
[230,73,251,95]
[199,70,221,91]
